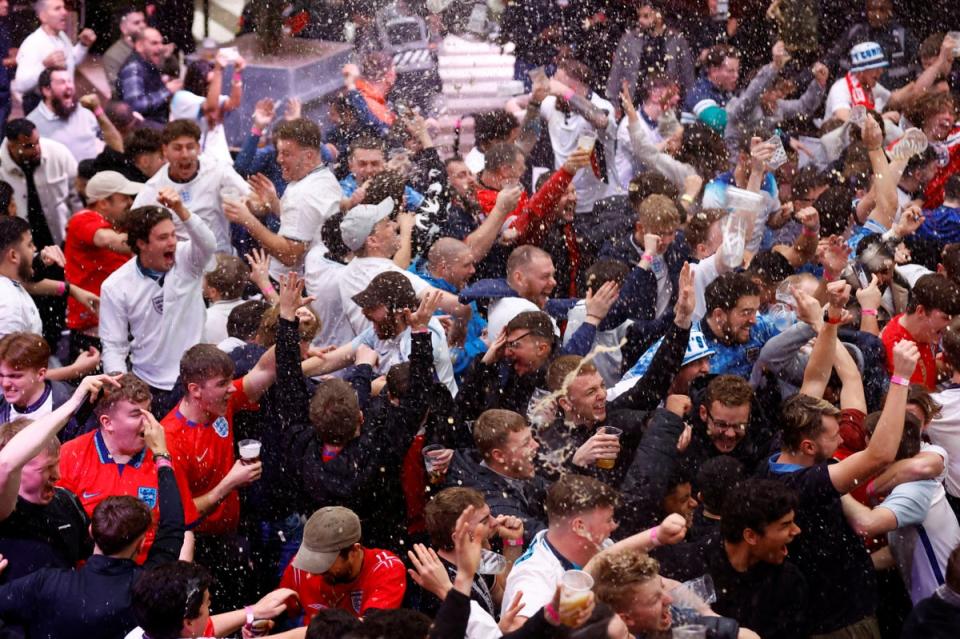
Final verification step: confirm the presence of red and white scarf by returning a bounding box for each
[845,72,875,111]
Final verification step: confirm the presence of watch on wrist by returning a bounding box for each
[153,452,171,461]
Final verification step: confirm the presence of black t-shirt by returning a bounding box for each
[757,456,877,634]
[0,488,92,583]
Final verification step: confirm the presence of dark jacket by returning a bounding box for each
[272,316,432,550]
[535,321,690,488]
[902,589,960,639]
[0,465,184,639]
[599,231,689,322]
[0,487,92,584]
[445,449,548,545]
[656,532,808,639]
[680,373,781,479]
[618,408,687,533]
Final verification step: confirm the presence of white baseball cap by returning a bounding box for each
[85,171,143,203]
[339,197,395,252]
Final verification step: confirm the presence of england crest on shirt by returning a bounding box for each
[180,188,192,204]
[350,590,363,614]
[213,416,229,438]
[138,486,158,509]
[152,294,164,314]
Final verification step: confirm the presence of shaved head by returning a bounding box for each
[427,238,476,290]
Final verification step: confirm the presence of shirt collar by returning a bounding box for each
[94,430,146,468]
[136,257,166,284]
[767,452,805,473]
[13,381,52,413]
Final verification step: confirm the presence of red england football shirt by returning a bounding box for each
[279,547,406,624]
[64,210,131,330]
[161,378,258,535]
[880,314,937,390]
[58,429,199,562]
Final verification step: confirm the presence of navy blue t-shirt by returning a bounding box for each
[758,454,877,634]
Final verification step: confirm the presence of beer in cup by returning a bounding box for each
[596,426,622,470]
[559,569,594,626]
[577,132,597,153]
[238,439,261,464]
[422,444,446,484]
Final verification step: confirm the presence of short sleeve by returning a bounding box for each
[68,212,108,245]
[352,327,378,350]
[231,377,260,413]
[169,91,206,121]
[361,554,407,613]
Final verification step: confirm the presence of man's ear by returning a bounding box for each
[699,403,708,424]
[799,438,817,458]
[743,527,760,546]
[36,367,47,383]
[558,395,573,414]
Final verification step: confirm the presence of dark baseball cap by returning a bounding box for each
[351,271,419,311]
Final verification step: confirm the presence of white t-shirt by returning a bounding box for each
[564,300,631,387]
[304,247,354,348]
[502,530,566,619]
[133,157,250,254]
[351,316,458,396]
[170,91,232,166]
[824,77,891,118]
[927,387,960,498]
[7,384,54,420]
[0,276,43,338]
[338,257,431,337]
[485,297,554,346]
[614,114,661,191]
[203,298,246,345]
[692,254,720,323]
[464,146,486,174]
[540,94,618,213]
[268,166,343,281]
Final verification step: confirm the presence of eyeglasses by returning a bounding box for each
[706,410,748,434]
[506,333,531,349]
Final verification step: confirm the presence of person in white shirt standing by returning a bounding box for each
[13,0,96,113]
[0,217,43,338]
[540,59,618,215]
[502,473,686,630]
[99,188,216,417]
[26,67,103,162]
[337,197,472,339]
[614,74,681,192]
[223,118,341,279]
[133,119,249,254]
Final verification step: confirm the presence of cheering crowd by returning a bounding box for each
[2,0,960,637]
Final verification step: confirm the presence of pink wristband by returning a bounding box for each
[250,126,263,137]
[890,375,910,387]
[861,308,877,316]
[563,88,575,101]
[801,226,819,237]
[649,525,660,547]
[93,106,105,118]
[544,603,560,624]
[641,253,654,263]
[56,281,66,296]
[505,537,524,547]
[156,458,173,470]
[233,71,243,83]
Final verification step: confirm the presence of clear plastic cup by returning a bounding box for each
[947,31,960,56]
[221,186,242,207]
[720,213,747,268]
[725,186,765,213]
[526,388,557,428]
[577,133,597,153]
[238,439,261,464]
[672,626,707,639]
[849,105,868,129]
[596,426,622,470]
[559,569,594,626]
[890,128,928,161]
[422,444,446,484]
[765,134,788,170]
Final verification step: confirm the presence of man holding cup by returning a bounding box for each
[501,473,686,631]
[159,342,280,607]
[538,59,617,215]
[535,264,695,487]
